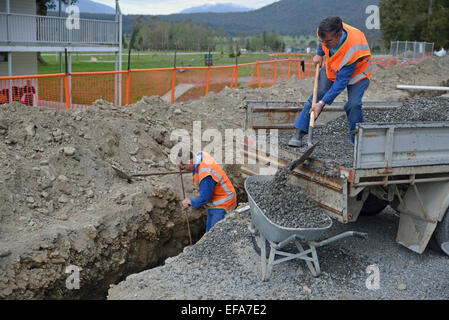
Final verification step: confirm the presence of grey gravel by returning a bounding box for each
[108,205,449,300]
[277,97,449,169]
[246,179,330,229]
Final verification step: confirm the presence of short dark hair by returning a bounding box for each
[177,149,193,164]
[318,16,343,39]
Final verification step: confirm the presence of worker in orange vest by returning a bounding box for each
[288,16,372,147]
[177,150,237,232]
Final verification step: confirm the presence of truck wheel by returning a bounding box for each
[360,194,389,216]
[434,207,449,256]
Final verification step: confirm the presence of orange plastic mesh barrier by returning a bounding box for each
[127,69,173,105]
[0,74,67,109]
[0,54,423,109]
[172,67,209,103]
[70,71,127,108]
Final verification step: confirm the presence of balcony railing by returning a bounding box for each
[0,12,119,46]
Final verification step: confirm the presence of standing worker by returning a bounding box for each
[22,80,36,107]
[288,16,373,147]
[177,150,237,232]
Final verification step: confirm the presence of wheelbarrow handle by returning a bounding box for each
[353,232,369,240]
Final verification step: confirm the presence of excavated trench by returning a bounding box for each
[0,182,208,300]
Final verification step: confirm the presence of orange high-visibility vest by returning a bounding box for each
[320,23,373,85]
[193,151,237,213]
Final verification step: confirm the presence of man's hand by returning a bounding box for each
[312,55,324,67]
[182,198,191,208]
[309,101,324,119]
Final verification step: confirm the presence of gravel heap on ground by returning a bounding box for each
[108,206,449,300]
[277,96,449,169]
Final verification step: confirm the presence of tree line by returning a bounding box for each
[128,17,285,53]
[380,0,449,49]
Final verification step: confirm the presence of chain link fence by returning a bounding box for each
[390,41,434,60]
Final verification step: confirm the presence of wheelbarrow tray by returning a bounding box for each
[244,175,332,243]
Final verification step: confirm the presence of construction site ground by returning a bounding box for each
[1,56,449,300]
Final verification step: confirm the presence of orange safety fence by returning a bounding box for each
[0,55,324,109]
[0,73,69,109]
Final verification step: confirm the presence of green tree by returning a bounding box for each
[380,0,449,49]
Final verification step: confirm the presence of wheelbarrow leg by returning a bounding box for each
[266,243,276,280]
[294,239,320,277]
[260,233,268,281]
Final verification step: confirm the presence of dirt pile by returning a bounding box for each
[0,99,208,299]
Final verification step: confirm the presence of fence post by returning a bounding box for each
[256,61,261,88]
[307,57,311,78]
[171,68,176,104]
[234,65,239,89]
[64,49,71,109]
[273,60,277,85]
[125,70,131,105]
[205,67,210,95]
[288,55,291,80]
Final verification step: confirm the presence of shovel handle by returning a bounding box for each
[309,64,320,127]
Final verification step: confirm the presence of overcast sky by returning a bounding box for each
[92,0,280,15]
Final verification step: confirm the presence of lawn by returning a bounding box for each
[38,51,273,75]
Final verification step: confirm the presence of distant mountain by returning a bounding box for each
[159,0,380,36]
[49,0,116,14]
[78,0,382,46]
[180,3,252,14]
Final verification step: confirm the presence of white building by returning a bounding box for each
[0,0,122,76]
[0,0,122,105]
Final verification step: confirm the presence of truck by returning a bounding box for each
[241,100,449,256]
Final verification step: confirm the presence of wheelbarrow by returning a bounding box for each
[245,175,368,281]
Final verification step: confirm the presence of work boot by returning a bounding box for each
[288,129,306,148]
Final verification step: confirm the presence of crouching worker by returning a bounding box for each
[177,150,237,232]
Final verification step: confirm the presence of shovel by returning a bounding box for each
[112,165,189,182]
[308,64,321,147]
[286,142,318,172]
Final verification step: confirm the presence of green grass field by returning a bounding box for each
[38,51,273,75]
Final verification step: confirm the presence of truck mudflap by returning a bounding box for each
[394,180,449,253]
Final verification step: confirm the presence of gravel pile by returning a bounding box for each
[246,179,331,229]
[277,96,449,168]
[108,206,449,300]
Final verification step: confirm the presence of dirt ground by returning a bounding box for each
[0,56,448,299]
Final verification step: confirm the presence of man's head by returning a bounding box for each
[318,16,343,50]
[177,149,195,172]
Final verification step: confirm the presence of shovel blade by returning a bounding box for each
[288,143,317,171]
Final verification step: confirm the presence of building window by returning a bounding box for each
[0,53,8,62]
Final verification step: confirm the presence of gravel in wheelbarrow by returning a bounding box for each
[245,173,331,229]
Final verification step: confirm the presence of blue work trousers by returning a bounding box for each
[294,67,370,143]
[206,208,227,232]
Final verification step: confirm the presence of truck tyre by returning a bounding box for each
[434,207,449,256]
[360,194,389,216]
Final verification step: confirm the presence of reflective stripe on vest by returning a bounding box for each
[338,44,371,71]
[348,60,373,85]
[197,167,233,196]
[206,192,236,208]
